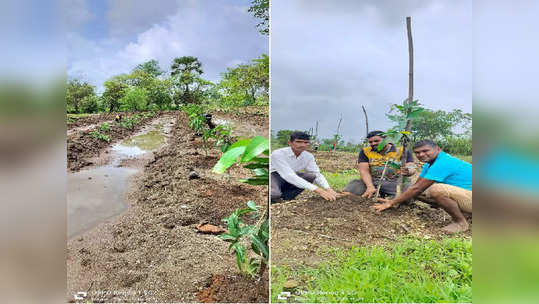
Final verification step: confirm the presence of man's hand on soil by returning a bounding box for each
[362,186,376,198]
[314,188,337,201]
[326,188,341,198]
[373,198,394,212]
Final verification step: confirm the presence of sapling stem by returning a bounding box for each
[375,159,391,199]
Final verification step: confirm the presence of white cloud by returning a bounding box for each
[68,0,267,93]
[271,0,471,143]
[60,0,94,30]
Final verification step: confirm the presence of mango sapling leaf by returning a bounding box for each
[240,136,269,162]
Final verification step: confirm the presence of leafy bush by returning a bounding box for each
[79,95,99,113]
[147,103,160,112]
[89,130,110,142]
[440,136,472,156]
[119,87,148,111]
[100,122,111,132]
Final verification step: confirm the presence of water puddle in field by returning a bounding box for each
[67,116,175,239]
[67,166,136,238]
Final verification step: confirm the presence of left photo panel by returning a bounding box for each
[66,0,269,303]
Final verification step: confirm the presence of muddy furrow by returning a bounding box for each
[67,113,162,172]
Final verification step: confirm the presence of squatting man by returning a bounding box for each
[373,139,472,233]
[270,132,339,202]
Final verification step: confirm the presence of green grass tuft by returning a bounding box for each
[321,169,361,190]
[272,237,472,303]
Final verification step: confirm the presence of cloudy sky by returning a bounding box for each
[271,0,472,143]
[66,0,268,93]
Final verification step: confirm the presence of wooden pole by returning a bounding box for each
[334,115,342,152]
[397,16,414,196]
[362,105,369,136]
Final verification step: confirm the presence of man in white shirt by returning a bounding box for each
[271,131,339,203]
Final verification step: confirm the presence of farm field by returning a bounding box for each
[270,150,472,303]
[67,106,269,303]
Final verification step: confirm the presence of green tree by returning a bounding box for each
[119,87,148,111]
[126,68,173,109]
[102,75,129,112]
[79,95,100,113]
[218,54,269,106]
[146,78,173,109]
[248,0,269,36]
[275,130,297,146]
[66,79,95,113]
[409,109,471,142]
[133,59,164,77]
[170,56,203,104]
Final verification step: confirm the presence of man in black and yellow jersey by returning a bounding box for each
[342,130,416,198]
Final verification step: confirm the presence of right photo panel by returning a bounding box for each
[270,1,472,303]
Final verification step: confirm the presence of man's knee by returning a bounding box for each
[343,179,366,195]
[298,172,316,183]
[427,184,448,199]
[270,188,282,201]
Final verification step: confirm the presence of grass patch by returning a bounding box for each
[67,113,92,118]
[272,237,472,303]
[321,169,361,190]
[455,155,472,164]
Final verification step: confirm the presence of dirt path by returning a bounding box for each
[67,111,269,303]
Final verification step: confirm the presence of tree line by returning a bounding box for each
[272,107,472,156]
[66,54,269,114]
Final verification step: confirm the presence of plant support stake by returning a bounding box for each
[397,16,414,196]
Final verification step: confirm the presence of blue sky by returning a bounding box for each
[66,0,268,93]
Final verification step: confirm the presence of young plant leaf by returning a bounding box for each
[247,201,258,211]
[239,177,269,185]
[212,139,250,173]
[234,243,246,272]
[250,234,269,259]
[240,136,269,162]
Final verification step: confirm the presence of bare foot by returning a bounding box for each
[442,221,469,233]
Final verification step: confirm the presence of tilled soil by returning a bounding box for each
[67,113,118,129]
[197,272,269,303]
[311,151,360,172]
[67,113,160,172]
[67,111,269,303]
[213,109,269,139]
[271,194,472,268]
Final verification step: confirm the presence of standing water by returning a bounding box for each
[67,118,172,239]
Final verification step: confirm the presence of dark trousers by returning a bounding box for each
[270,171,316,203]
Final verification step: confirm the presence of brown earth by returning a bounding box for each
[271,149,470,268]
[67,113,160,172]
[271,194,472,268]
[67,110,269,303]
[213,109,269,139]
[310,151,360,172]
[197,272,269,303]
[67,113,119,129]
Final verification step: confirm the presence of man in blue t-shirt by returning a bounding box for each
[374,139,472,233]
